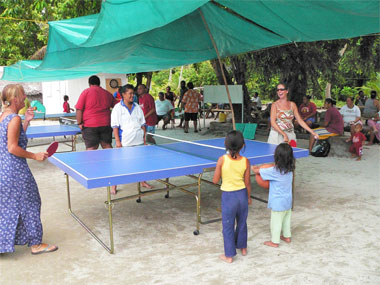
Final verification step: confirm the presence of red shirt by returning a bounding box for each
[352,132,366,146]
[325,107,344,135]
[139,93,157,126]
[75,86,117,127]
[299,102,316,119]
[63,101,70,113]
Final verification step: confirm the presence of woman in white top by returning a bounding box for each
[111,84,152,193]
[339,97,361,136]
[268,83,318,145]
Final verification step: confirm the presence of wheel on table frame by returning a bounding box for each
[165,193,169,198]
[193,230,199,235]
[136,198,141,203]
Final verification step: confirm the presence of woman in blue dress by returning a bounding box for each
[0,84,58,255]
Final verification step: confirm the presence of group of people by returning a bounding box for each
[264,83,379,161]
[1,77,377,258]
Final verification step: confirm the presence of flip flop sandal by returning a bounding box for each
[31,245,58,255]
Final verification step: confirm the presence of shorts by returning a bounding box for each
[157,114,170,122]
[146,125,155,134]
[82,126,112,148]
[313,127,339,140]
[184,112,198,121]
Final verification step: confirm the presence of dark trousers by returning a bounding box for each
[221,188,248,257]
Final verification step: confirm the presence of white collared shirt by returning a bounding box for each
[111,101,145,147]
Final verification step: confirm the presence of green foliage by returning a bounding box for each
[357,72,380,96]
[0,0,101,66]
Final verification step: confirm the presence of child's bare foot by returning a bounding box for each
[264,241,279,248]
[241,248,247,256]
[219,254,233,263]
[280,236,291,243]
[111,185,117,195]
[356,156,362,161]
[141,181,153,189]
[351,153,356,158]
[366,142,373,146]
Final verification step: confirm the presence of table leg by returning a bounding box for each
[65,174,115,254]
[165,178,170,198]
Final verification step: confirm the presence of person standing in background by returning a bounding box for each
[75,75,117,150]
[137,84,157,144]
[63,95,74,113]
[176,80,188,128]
[18,97,30,115]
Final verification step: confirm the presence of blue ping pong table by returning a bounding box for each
[26,125,81,151]
[49,138,309,254]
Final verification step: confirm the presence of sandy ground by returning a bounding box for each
[1,118,379,284]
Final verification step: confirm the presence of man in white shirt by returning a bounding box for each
[252,92,262,111]
[155,92,173,130]
[340,97,361,135]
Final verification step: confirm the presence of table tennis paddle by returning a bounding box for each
[289,140,297,147]
[47,141,59,157]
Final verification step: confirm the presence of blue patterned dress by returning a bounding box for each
[0,114,43,253]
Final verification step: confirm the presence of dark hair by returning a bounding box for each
[325,98,336,106]
[158,92,165,97]
[359,90,364,96]
[88,75,100,86]
[370,90,377,99]
[278,82,288,90]
[120,84,134,94]
[63,95,69,101]
[305,95,311,100]
[166,86,171,91]
[347,97,354,102]
[187,82,194,89]
[225,130,245,159]
[254,92,258,96]
[181,80,186,85]
[274,143,295,174]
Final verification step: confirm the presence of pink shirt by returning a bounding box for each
[63,102,70,113]
[75,85,117,127]
[139,93,157,126]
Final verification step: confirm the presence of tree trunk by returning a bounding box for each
[325,83,332,99]
[136,73,143,86]
[210,59,233,85]
[230,55,251,123]
[146,72,153,90]
[178,66,184,89]
[168,68,173,83]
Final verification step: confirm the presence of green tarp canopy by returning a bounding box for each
[2,0,379,82]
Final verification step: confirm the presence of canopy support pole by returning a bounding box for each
[198,8,236,130]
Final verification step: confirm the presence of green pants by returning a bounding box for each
[270,209,292,244]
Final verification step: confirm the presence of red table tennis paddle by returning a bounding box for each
[47,141,59,157]
[289,140,297,147]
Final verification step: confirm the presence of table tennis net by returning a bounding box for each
[149,133,226,162]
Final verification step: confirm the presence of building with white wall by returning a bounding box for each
[42,73,127,114]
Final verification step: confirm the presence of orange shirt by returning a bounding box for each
[182,89,202,113]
